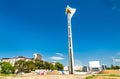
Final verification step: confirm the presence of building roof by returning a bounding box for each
[2,58,10,60]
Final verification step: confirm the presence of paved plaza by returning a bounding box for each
[0,74,89,79]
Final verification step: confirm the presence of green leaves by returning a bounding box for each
[110,64,120,69]
[55,62,64,70]
[0,62,14,74]
[0,60,64,75]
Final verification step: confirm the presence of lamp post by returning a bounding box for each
[66,5,76,74]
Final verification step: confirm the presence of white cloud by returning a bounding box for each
[50,56,64,60]
[56,53,63,56]
[113,58,120,62]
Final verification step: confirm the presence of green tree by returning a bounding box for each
[24,61,35,72]
[1,62,14,74]
[110,64,120,69]
[49,63,55,70]
[43,61,50,69]
[55,62,63,70]
[111,64,114,69]
[34,60,44,69]
[115,65,120,69]
[14,60,25,72]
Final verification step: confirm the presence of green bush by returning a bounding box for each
[86,76,94,79]
[0,62,14,74]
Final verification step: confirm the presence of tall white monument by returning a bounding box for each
[66,5,76,74]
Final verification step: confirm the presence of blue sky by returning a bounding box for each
[0,0,120,66]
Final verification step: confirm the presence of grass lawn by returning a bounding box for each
[86,74,120,79]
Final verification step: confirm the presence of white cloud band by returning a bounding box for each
[50,56,64,60]
[56,53,63,56]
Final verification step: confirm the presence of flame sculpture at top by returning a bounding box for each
[66,5,76,19]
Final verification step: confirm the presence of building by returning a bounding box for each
[89,61,101,72]
[74,66,83,71]
[82,66,88,72]
[64,66,83,71]
[34,53,42,60]
[1,58,16,66]
[16,56,26,61]
[102,64,107,70]
[26,58,34,61]
[1,53,42,66]
[1,58,10,62]
[9,58,17,66]
[64,66,69,71]
[51,62,56,66]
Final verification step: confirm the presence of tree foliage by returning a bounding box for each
[43,61,50,69]
[14,60,25,72]
[55,62,64,70]
[49,63,55,70]
[0,62,14,74]
[34,60,44,69]
[24,61,35,72]
[0,59,64,74]
[110,64,120,69]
